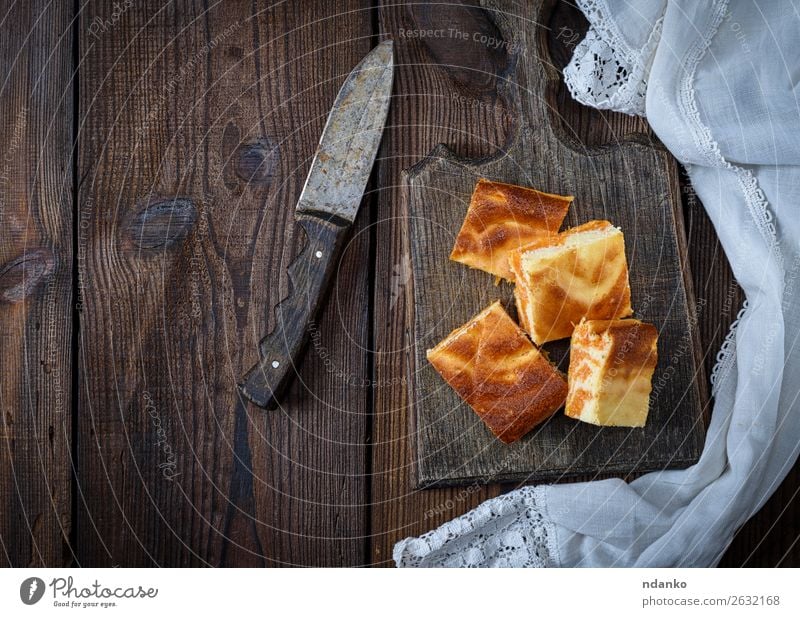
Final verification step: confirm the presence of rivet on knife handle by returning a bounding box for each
[238,40,393,408]
[239,213,350,408]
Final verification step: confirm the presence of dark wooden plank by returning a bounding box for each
[0,0,74,566]
[370,0,521,566]
[719,462,800,566]
[404,0,705,487]
[77,0,373,566]
[547,0,652,145]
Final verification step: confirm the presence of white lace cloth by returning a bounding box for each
[395,0,800,567]
[394,487,557,567]
[565,0,664,116]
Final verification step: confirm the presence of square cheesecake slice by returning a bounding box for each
[509,220,633,345]
[426,301,568,444]
[450,179,573,281]
[565,319,658,427]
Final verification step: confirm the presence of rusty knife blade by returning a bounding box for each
[239,41,394,409]
[294,39,394,222]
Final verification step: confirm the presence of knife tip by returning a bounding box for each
[376,39,394,61]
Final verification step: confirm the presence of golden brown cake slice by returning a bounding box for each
[426,301,568,444]
[565,319,658,427]
[509,220,633,344]
[450,179,573,281]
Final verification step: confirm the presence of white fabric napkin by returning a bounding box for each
[395,0,800,567]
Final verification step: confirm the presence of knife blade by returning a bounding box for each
[240,40,394,409]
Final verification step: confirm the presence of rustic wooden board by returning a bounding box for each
[0,0,74,566]
[369,0,517,565]
[76,0,372,566]
[405,0,707,488]
[368,0,663,565]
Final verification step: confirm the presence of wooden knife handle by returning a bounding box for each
[239,212,350,409]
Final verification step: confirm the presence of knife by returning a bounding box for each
[240,40,394,409]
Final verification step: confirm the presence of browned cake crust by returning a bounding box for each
[565,319,658,426]
[450,179,573,281]
[426,301,568,444]
[509,220,633,344]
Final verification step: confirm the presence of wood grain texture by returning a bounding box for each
[76,0,373,566]
[241,214,352,409]
[0,0,74,567]
[371,0,705,564]
[405,0,705,487]
[369,0,518,566]
[546,0,652,146]
[0,0,794,568]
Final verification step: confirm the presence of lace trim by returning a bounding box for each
[393,486,557,567]
[678,0,783,391]
[677,0,781,265]
[563,0,663,117]
[710,300,748,395]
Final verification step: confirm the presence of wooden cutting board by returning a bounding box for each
[405,0,708,488]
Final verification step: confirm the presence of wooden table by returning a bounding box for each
[1,0,797,567]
